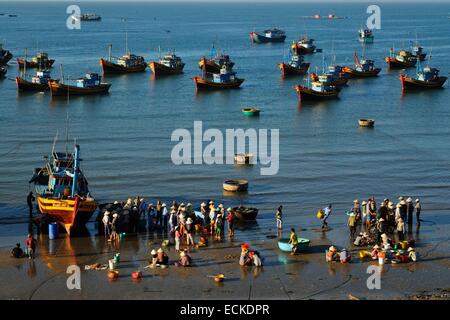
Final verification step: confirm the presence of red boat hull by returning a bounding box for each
[49,80,111,96]
[385,57,416,69]
[149,61,184,76]
[343,67,381,77]
[193,76,244,90]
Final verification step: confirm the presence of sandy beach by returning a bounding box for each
[1,214,449,300]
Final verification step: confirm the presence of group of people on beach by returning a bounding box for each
[10,234,37,259]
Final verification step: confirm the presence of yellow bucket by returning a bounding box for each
[316,210,324,220]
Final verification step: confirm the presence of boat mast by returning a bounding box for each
[71,144,80,198]
[60,64,64,84]
[65,112,69,157]
[123,18,129,55]
[108,44,112,62]
[51,130,59,156]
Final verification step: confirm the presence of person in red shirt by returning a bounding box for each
[26,234,37,259]
[226,208,234,238]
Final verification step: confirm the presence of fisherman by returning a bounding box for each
[415,199,421,225]
[156,200,162,226]
[239,243,252,266]
[174,226,181,252]
[162,203,168,232]
[174,250,192,267]
[361,200,369,227]
[215,209,224,241]
[26,234,37,259]
[185,218,194,246]
[407,247,417,262]
[376,218,386,242]
[149,249,158,268]
[387,201,395,224]
[352,200,362,224]
[102,211,111,237]
[288,228,299,255]
[11,243,25,258]
[340,248,351,263]
[396,217,406,241]
[371,245,380,260]
[155,248,169,266]
[353,232,364,246]
[109,213,119,241]
[378,202,388,221]
[399,198,407,222]
[326,246,339,262]
[139,198,146,217]
[248,251,263,267]
[169,207,177,234]
[406,197,414,225]
[322,204,332,229]
[347,211,357,240]
[27,192,35,216]
[226,208,234,238]
[200,202,209,226]
[209,201,216,235]
[368,198,377,221]
[276,205,283,231]
[147,203,155,231]
[381,233,392,250]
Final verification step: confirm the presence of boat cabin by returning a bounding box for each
[417,67,439,81]
[311,81,332,93]
[76,73,101,88]
[289,54,304,67]
[32,52,49,63]
[359,28,373,38]
[212,65,236,83]
[357,59,376,72]
[31,70,51,84]
[396,50,416,62]
[160,53,182,68]
[264,28,285,38]
[117,54,145,68]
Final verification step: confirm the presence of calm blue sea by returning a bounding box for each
[1,1,449,229]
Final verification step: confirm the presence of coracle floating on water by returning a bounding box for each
[223,179,248,192]
[358,119,375,127]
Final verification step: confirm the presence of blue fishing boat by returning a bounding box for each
[343,52,381,77]
[291,37,317,54]
[16,70,51,91]
[250,28,286,43]
[411,42,427,61]
[278,53,310,76]
[400,60,447,91]
[193,57,244,90]
[296,73,340,101]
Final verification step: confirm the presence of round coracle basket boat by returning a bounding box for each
[232,206,258,220]
[223,179,248,192]
[358,118,375,127]
[278,238,310,253]
[241,107,260,117]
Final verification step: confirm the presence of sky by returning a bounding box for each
[1,0,449,2]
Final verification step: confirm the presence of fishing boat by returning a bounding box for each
[358,27,374,43]
[232,206,258,221]
[291,37,317,54]
[234,153,254,164]
[358,119,375,127]
[0,66,6,78]
[29,143,97,234]
[49,69,111,96]
[241,108,260,117]
[100,45,147,74]
[385,49,417,69]
[411,43,427,61]
[278,53,310,76]
[311,65,348,87]
[250,28,286,43]
[278,238,310,253]
[16,70,51,91]
[343,52,381,77]
[149,51,185,76]
[295,74,340,101]
[198,51,234,74]
[193,57,244,90]
[399,61,447,91]
[72,13,101,21]
[17,51,55,69]
[0,43,13,65]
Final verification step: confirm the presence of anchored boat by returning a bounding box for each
[0,66,6,78]
[291,37,317,54]
[399,61,447,91]
[296,73,340,101]
[16,70,51,91]
[279,53,310,76]
[359,119,375,127]
[72,13,101,21]
[250,28,286,43]
[198,49,234,74]
[17,51,55,69]
[223,180,248,192]
[411,42,427,61]
[385,49,417,69]
[193,57,244,90]
[358,27,374,43]
[150,51,185,76]
[241,108,260,117]
[100,45,147,74]
[29,143,97,234]
[343,52,381,77]
[0,43,13,65]
[49,68,111,96]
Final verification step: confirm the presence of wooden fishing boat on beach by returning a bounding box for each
[17,51,55,69]
[399,62,447,91]
[29,143,97,235]
[49,69,111,97]
[385,49,417,69]
[278,53,310,76]
[250,28,286,43]
[343,52,381,77]
[100,45,147,74]
[149,52,185,76]
[296,74,340,101]
[291,37,317,54]
[16,70,51,91]
[193,57,244,90]
[0,43,13,65]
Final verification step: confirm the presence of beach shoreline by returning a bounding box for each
[1,215,449,300]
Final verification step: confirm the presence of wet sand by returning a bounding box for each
[0,217,449,300]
